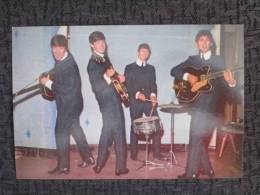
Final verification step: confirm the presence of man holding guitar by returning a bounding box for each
[171,30,237,179]
[124,43,164,161]
[40,35,94,174]
[87,31,129,176]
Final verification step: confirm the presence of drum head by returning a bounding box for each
[133,116,159,123]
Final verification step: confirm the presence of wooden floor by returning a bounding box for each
[15,144,242,180]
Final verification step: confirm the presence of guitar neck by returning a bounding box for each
[13,84,41,97]
[202,66,243,81]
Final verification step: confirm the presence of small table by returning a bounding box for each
[159,103,187,165]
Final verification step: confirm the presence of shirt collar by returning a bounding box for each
[61,51,68,61]
[94,51,104,58]
[136,59,147,67]
[200,50,212,60]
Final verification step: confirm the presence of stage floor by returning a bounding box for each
[15,144,242,180]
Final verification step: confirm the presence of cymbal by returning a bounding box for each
[159,103,187,113]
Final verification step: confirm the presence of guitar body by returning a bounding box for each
[111,75,130,107]
[174,65,213,104]
[92,54,130,107]
[40,86,55,101]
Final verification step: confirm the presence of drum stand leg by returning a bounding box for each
[136,134,164,171]
[168,113,178,165]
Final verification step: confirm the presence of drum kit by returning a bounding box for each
[132,102,187,170]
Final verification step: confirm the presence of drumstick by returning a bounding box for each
[149,106,154,117]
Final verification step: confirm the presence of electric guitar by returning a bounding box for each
[13,70,55,101]
[92,54,130,107]
[172,65,243,104]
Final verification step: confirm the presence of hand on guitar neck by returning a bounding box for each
[224,69,236,86]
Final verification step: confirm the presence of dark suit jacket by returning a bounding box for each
[51,53,83,129]
[124,62,157,117]
[171,55,236,114]
[87,56,124,126]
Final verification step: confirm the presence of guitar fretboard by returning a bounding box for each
[201,66,243,81]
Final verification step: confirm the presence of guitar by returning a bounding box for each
[38,71,55,101]
[13,70,55,101]
[92,54,130,107]
[172,65,243,104]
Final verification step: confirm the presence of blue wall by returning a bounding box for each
[13,25,214,148]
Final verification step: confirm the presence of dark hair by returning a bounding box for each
[195,30,214,43]
[195,30,216,55]
[138,43,151,53]
[50,34,68,50]
[89,31,106,44]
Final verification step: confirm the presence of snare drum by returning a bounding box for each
[133,116,161,135]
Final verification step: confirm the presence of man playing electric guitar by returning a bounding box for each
[87,31,129,176]
[40,35,94,174]
[171,30,238,179]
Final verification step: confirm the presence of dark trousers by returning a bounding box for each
[55,116,92,169]
[96,108,127,171]
[130,101,161,159]
[185,112,221,176]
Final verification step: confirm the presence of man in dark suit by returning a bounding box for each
[87,31,129,176]
[124,43,164,161]
[171,30,237,179]
[40,34,94,174]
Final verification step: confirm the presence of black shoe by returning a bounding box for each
[115,168,129,176]
[207,170,215,178]
[48,166,60,174]
[58,168,70,175]
[130,155,137,161]
[93,165,103,174]
[48,167,69,175]
[78,156,95,168]
[177,173,197,179]
[199,169,215,178]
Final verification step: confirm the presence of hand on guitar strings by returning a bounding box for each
[224,69,236,86]
[117,74,125,83]
[187,73,208,92]
[187,73,199,86]
[105,67,125,83]
[191,79,208,92]
[105,67,116,77]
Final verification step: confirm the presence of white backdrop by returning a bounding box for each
[13,25,216,149]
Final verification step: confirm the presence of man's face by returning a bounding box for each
[52,46,66,61]
[196,35,212,53]
[138,48,150,61]
[91,39,106,54]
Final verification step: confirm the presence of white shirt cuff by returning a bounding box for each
[228,83,236,87]
[183,73,189,81]
[45,80,53,90]
[103,73,112,84]
[150,93,156,97]
[135,91,141,99]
